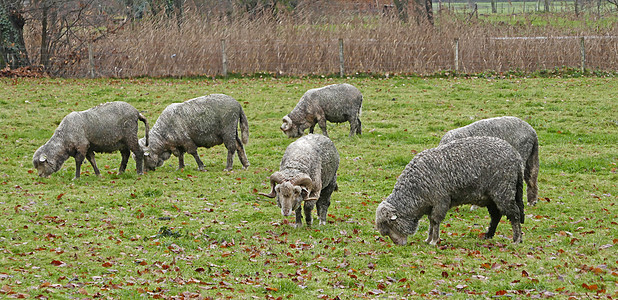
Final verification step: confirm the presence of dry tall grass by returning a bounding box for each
[27,9,618,77]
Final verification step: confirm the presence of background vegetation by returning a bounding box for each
[1,0,617,78]
[0,76,616,298]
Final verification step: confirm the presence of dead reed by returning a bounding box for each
[29,9,618,77]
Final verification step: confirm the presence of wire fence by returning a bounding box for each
[72,35,618,78]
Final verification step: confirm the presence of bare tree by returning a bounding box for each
[394,0,433,24]
[0,0,30,68]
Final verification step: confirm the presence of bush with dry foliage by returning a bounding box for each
[19,3,618,77]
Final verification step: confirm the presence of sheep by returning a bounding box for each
[32,101,149,179]
[139,94,250,172]
[259,134,339,227]
[375,136,525,246]
[439,116,539,206]
[281,83,362,138]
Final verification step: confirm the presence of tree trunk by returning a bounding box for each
[393,0,409,22]
[174,0,183,28]
[544,0,550,12]
[424,0,433,25]
[0,0,30,68]
[40,3,49,69]
[491,0,497,13]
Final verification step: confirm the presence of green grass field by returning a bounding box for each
[0,76,616,298]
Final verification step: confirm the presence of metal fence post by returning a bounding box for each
[221,39,228,77]
[339,38,345,77]
[580,37,585,73]
[454,38,460,73]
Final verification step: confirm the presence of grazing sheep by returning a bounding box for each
[281,83,362,138]
[33,101,149,179]
[439,116,539,205]
[259,134,339,227]
[139,94,249,172]
[376,136,525,246]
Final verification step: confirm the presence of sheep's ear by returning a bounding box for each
[390,215,398,221]
[39,155,47,162]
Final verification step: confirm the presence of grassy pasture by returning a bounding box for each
[0,76,616,299]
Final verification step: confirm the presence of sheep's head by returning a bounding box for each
[32,151,59,178]
[281,116,303,138]
[375,201,417,246]
[32,145,66,178]
[260,172,314,216]
[139,138,168,171]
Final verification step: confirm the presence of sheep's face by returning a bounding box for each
[139,139,170,171]
[33,154,61,178]
[281,122,303,138]
[275,181,308,216]
[143,151,169,171]
[281,116,305,138]
[377,222,408,246]
[32,147,64,178]
[376,201,417,246]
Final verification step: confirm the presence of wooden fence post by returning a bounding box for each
[580,37,585,73]
[221,39,228,77]
[88,42,95,78]
[454,38,460,73]
[339,38,345,77]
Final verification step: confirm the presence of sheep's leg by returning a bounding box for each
[317,117,328,137]
[309,123,316,134]
[317,182,336,225]
[355,118,362,135]
[525,167,539,206]
[235,137,250,170]
[294,206,303,228]
[303,201,315,227]
[427,207,446,245]
[505,200,523,243]
[427,219,441,246]
[509,218,523,243]
[118,149,130,174]
[73,153,85,180]
[85,151,101,176]
[187,151,205,171]
[128,139,144,175]
[224,147,236,171]
[485,203,502,239]
[425,222,433,244]
[177,151,186,170]
[348,116,361,137]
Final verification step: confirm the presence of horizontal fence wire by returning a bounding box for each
[34,35,618,78]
